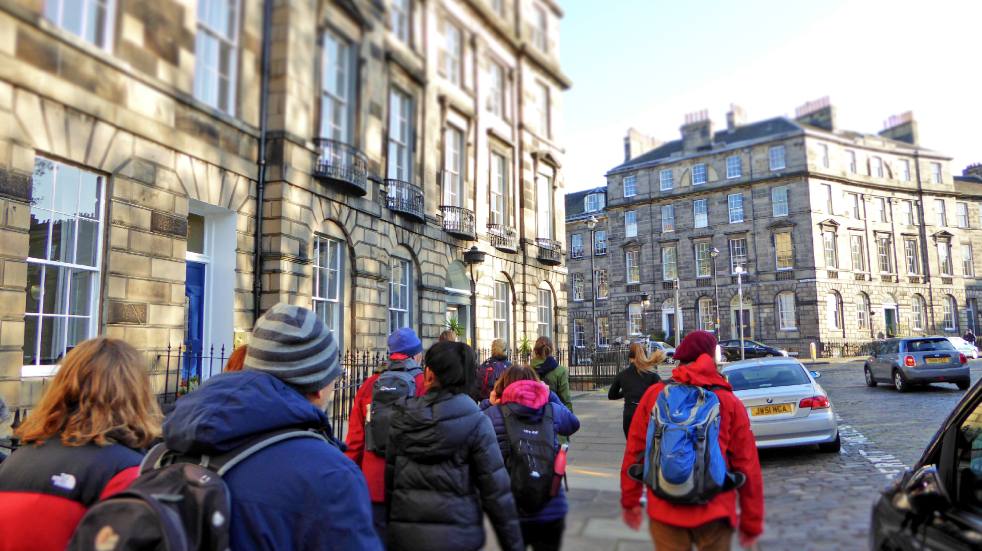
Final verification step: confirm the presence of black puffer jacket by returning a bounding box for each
[385,390,523,551]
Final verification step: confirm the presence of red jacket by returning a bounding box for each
[0,437,141,551]
[345,364,426,503]
[620,353,764,537]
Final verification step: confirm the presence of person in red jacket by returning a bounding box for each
[620,330,764,551]
[0,337,162,551]
[346,327,427,540]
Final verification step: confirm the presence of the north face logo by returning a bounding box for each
[51,472,76,491]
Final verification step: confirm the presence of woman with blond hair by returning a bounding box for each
[608,342,665,437]
[0,337,162,551]
[471,338,512,402]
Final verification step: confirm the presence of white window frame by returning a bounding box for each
[443,125,464,207]
[627,303,643,336]
[585,193,604,212]
[695,241,712,278]
[319,29,352,140]
[570,233,583,258]
[876,197,887,222]
[623,175,637,198]
[822,184,834,214]
[857,294,870,331]
[847,150,857,173]
[963,243,975,277]
[850,235,865,272]
[488,60,507,118]
[902,200,915,225]
[771,186,788,217]
[537,287,553,340]
[572,272,585,301]
[662,246,678,281]
[823,231,838,269]
[698,297,714,331]
[727,193,744,223]
[626,249,640,284]
[850,193,861,219]
[905,238,920,275]
[493,280,512,345]
[871,156,884,177]
[911,295,925,330]
[597,316,610,347]
[957,202,969,229]
[594,230,607,256]
[536,169,554,239]
[531,3,548,52]
[943,295,956,331]
[44,0,116,50]
[692,163,707,185]
[777,292,796,330]
[390,0,411,44]
[387,87,413,181]
[900,159,911,182]
[939,241,953,276]
[818,143,829,168]
[489,152,508,226]
[595,269,609,300]
[23,157,107,377]
[661,204,675,233]
[442,20,463,86]
[877,236,893,273]
[726,155,741,179]
[624,210,638,238]
[194,0,241,114]
[388,257,412,334]
[659,169,673,191]
[693,199,708,228]
[931,162,943,184]
[313,235,344,348]
[827,293,842,330]
[728,238,747,274]
[573,319,586,348]
[936,199,947,227]
[769,145,786,171]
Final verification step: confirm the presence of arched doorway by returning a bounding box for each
[730,295,753,339]
[661,299,682,340]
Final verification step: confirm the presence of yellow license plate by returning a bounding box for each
[751,404,794,416]
[926,357,947,364]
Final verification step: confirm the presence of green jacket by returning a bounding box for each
[531,357,572,412]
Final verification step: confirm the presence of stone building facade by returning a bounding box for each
[0,0,570,420]
[568,101,982,354]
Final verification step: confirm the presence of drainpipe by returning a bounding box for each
[252,0,273,322]
[913,150,936,330]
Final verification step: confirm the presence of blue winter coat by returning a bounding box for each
[481,388,580,523]
[163,370,381,551]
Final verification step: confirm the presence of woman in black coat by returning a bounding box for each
[608,342,665,437]
[385,342,523,551]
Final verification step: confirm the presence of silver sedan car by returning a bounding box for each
[721,358,840,452]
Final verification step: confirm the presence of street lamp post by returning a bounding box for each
[464,246,486,348]
[710,247,721,337]
[735,266,745,361]
[586,216,598,350]
[674,277,681,346]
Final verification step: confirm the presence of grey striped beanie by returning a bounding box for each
[244,303,341,394]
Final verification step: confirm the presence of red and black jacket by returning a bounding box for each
[0,436,142,551]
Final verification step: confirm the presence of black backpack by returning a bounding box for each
[68,429,327,551]
[501,404,557,515]
[365,366,421,454]
[475,359,510,402]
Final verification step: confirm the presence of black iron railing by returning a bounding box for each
[151,343,231,406]
[384,178,425,221]
[440,205,476,240]
[488,223,518,252]
[313,138,369,195]
[536,238,562,265]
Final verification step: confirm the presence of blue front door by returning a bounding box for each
[183,261,206,389]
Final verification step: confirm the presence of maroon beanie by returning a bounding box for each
[673,330,718,363]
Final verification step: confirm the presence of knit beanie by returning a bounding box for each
[388,327,423,356]
[244,303,341,394]
[673,330,718,364]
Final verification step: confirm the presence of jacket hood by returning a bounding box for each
[163,370,332,455]
[671,353,732,390]
[533,356,559,377]
[387,357,422,372]
[501,380,549,409]
[391,391,481,460]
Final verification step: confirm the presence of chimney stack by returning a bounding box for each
[623,128,662,162]
[879,111,919,146]
[726,104,746,131]
[680,110,713,153]
[795,96,836,131]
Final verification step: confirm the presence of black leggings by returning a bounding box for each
[520,518,565,551]
[622,404,638,438]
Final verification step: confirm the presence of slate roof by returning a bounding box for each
[565,186,606,220]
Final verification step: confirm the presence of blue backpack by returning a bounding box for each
[641,383,744,504]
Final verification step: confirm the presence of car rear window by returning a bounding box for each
[905,339,955,352]
[725,364,810,391]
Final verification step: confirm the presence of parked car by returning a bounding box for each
[647,340,675,359]
[869,379,982,550]
[946,337,979,360]
[864,337,971,392]
[721,357,839,452]
[719,339,789,361]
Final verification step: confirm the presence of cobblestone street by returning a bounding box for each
[487,360,982,551]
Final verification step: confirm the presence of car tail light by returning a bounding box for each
[960,353,968,364]
[798,395,831,409]
[904,355,916,367]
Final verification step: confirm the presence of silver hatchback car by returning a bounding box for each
[721,358,840,452]
[864,337,971,392]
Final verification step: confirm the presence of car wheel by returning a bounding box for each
[893,370,909,393]
[864,366,877,387]
[818,432,841,453]
[957,380,971,391]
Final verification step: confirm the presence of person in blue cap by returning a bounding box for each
[346,327,427,541]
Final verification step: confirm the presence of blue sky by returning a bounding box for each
[560,0,982,191]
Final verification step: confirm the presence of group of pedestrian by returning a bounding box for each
[0,302,580,551]
[609,331,764,551]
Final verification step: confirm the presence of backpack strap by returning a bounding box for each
[139,442,171,475]
[212,429,327,476]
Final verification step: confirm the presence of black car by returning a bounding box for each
[870,379,982,549]
[719,339,788,362]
